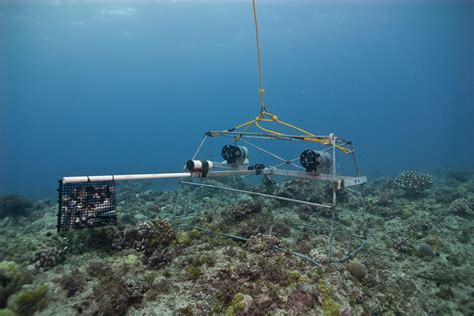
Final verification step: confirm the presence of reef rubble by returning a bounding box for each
[0,169,473,315]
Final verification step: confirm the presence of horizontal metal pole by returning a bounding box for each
[62,172,193,184]
[272,169,367,187]
[208,130,351,144]
[61,167,365,187]
[174,224,250,242]
[180,180,333,208]
[210,170,258,177]
[210,162,251,170]
[210,130,331,139]
[61,169,260,184]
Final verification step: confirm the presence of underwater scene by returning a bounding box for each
[1,0,473,315]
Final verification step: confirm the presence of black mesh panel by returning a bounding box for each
[57,180,117,232]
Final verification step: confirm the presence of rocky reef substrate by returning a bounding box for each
[0,169,473,315]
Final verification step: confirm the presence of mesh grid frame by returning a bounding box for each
[57,180,117,232]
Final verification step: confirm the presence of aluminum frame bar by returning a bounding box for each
[179,180,333,208]
[62,169,258,184]
[208,130,352,147]
[62,167,366,187]
[237,139,304,170]
[271,169,367,187]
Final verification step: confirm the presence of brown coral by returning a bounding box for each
[450,198,473,217]
[111,219,176,251]
[347,260,367,281]
[228,200,262,220]
[245,234,281,256]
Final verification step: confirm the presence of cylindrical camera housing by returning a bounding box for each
[185,160,214,172]
[300,150,332,174]
[221,145,249,165]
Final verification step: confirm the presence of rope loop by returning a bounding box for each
[217,1,353,155]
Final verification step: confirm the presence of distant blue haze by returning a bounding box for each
[1,0,473,199]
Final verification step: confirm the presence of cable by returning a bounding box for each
[252,0,266,113]
[220,1,353,155]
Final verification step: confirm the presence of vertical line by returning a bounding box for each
[328,138,337,262]
[332,140,337,206]
[252,0,266,113]
[57,180,63,233]
[172,182,183,225]
[351,148,368,240]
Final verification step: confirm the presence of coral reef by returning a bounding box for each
[245,234,281,256]
[394,170,433,197]
[0,170,473,315]
[393,238,414,256]
[309,249,330,265]
[346,260,367,281]
[0,262,31,308]
[434,186,463,204]
[318,280,340,316]
[446,169,471,183]
[85,262,149,315]
[111,219,176,251]
[144,248,174,269]
[416,242,434,259]
[0,195,33,218]
[450,198,473,217]
[228,200,261,220]
[9,285,48,316]
[32,247,66,272]
[109,219,178,270]
[58,269,86,298]
[224,292,253,315]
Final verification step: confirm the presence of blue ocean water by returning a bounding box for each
[0,0,473,199]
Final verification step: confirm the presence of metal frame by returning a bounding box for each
[56,0,368,264]
[59,131,368,265]
[171,131,368,265]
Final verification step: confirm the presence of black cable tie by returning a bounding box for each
[248,164,265,175]
[200,160,209,178]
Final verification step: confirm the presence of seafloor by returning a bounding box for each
[0,170,473,315]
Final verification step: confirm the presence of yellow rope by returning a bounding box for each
[228,119,255,131]
[252,0,266,113]
[255,120,284,136]
[220,1,352,154]
[224,111,351,153]
[275,118,314,136]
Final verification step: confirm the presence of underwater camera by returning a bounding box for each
[221,145,249,165]
[300,149,332,174]
[185,160,214,177]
